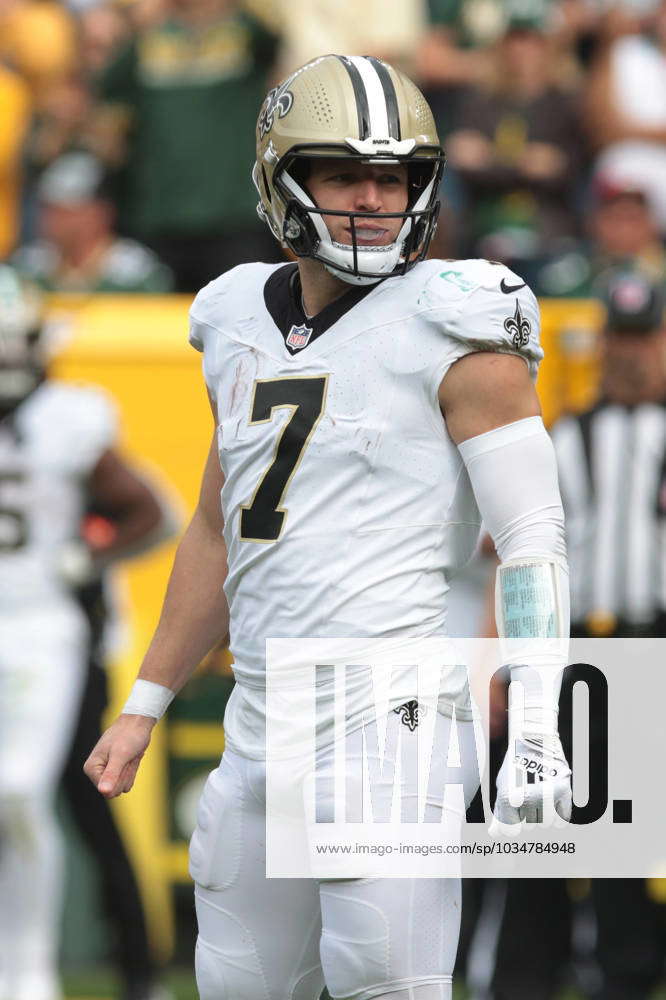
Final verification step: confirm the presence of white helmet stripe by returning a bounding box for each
[348,56,390,139]
[367,57,401,139]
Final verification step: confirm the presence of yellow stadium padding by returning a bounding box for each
[51,294,209,960]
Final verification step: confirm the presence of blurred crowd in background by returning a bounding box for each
[1,0,666,296]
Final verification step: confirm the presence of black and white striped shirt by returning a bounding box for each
[551,400,666,630]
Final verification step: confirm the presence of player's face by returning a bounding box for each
[306,159,409,247]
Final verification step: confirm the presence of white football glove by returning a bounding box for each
[489,732,572,838]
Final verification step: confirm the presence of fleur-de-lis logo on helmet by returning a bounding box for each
[503,299,531,348]
[258,82,294,138]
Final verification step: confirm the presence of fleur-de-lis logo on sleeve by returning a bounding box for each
[503,300,531,348]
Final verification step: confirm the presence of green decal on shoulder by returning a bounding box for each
[439,270,477,292]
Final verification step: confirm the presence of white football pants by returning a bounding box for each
[0,606,87,1000]
[190,710,481,1000]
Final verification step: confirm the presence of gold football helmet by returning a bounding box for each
[253,54,445,285]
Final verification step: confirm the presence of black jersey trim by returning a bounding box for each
[337,55,371,140]
[263,263,379,355]
[367,57,401,140]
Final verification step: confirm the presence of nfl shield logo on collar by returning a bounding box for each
[286,323,313,350]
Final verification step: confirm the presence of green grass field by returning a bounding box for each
[59,976,497,1000]
[63,967,197,999]
[58,969,512,999]
[62,968,666,1000]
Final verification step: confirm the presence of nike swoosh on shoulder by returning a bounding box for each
[500,278,527,293]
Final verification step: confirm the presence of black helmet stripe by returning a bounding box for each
[366,57,401,140]
[337,55,371,140]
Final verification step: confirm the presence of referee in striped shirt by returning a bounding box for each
[553,269,666,640]
[555,270,666,1000]
[479,269,666,1000]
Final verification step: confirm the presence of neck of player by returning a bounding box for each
[298,258,355,318]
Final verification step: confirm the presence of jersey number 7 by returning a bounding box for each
[240,376,328,543]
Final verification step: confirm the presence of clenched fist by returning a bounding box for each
[84,714,156,798]
[490,732,572,837]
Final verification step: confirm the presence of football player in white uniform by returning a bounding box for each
[85,56,571,1000]
[0,266,169,1000]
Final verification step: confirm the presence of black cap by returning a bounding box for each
[602,271,665,334]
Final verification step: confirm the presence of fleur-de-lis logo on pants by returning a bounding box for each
[393,700,423,732]
[258,83,294,138]
[503,299,531,348]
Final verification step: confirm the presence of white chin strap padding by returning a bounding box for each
[323,242,402,284]
[280,168,404,283]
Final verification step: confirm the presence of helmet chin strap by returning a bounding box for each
[279,164,439,284]
[332,171,438,285]
[280,170,406,283]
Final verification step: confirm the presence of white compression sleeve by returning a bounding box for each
[458,416,570,733]
[457,416,566,565]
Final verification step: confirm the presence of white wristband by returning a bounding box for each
[122,679,174,720]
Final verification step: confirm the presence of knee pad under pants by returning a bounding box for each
[190,742,470,1000]
[191,754,324,1000]
[319,876,458,1000]
[194,873,457,1000]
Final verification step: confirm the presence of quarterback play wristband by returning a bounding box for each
[496,558,568,733]
[122,679,174,720]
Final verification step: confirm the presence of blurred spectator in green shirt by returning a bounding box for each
[13,152,174,292]
[93,0,282,291]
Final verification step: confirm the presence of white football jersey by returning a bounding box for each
[0,381,116,612]
[190,257,542,757]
